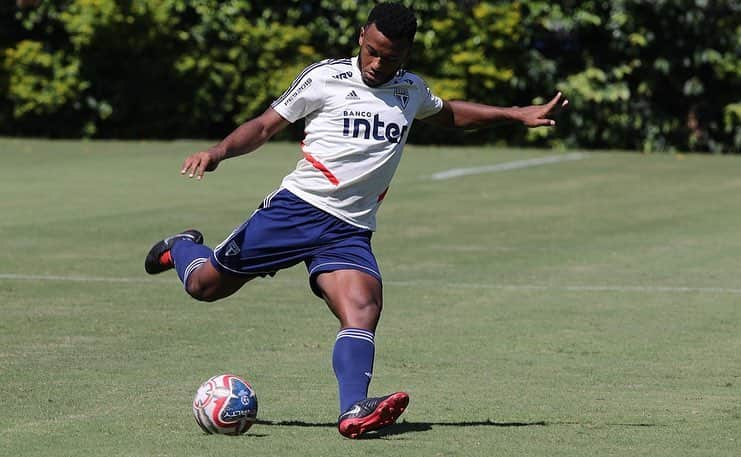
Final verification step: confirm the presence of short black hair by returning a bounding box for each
[365,2,417,45]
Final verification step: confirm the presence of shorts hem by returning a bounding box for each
[209,255,277,278]
[308,262,382,298]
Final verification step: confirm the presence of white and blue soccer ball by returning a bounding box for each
[192,373,258,435]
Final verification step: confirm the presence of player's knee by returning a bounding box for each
[355,300,382,321]
[361,296,383,316]
[362,303,382,327]
[341,294,383,328]
[347,285,382,310]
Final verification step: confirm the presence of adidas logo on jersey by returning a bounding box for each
[346,90,360,100]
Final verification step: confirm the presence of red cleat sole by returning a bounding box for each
[338,392,409,439]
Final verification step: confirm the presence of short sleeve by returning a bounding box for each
[415,83,444,120]
[271,63,326,123]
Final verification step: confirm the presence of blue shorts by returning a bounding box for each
[210,189,381,297]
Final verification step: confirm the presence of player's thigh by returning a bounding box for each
[316,269,383,330]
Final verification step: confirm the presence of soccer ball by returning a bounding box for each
[192,373,258,435]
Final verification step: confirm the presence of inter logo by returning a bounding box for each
[342,114,408,144]
[394,87,409,109]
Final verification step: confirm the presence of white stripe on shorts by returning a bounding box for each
[309,261,380,279]
[263,188,281,208]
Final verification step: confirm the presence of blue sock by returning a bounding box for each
[333,328,375,414]
[170,240,213,288]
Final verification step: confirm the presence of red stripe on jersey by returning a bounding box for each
[302,146,340,186]
[377,186,389,202]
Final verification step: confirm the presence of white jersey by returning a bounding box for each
[271,56,443,231]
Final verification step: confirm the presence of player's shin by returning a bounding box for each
[333,328,375,413]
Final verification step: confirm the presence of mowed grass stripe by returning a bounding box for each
[3,273,741,295]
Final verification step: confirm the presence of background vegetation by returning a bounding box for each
[1,0,739,152]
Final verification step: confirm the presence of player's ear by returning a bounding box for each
[358,25,366,47]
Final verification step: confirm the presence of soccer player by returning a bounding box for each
[145,2,568,438]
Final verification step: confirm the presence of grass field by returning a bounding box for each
[1,138,739,456]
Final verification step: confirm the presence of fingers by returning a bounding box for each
[546,91,563,109]
[537,92,568,127]
[551,99,568,115]
[546,91,569,112]
[180,153,210,180]
[523,117,555,128]
[539,118,557,127]
[180,157,197,179]
[556,95,569,113]
[195,156,208,180]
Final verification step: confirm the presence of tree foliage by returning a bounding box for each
[1,0,739,152]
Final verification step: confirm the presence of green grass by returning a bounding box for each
[1,138,739,456]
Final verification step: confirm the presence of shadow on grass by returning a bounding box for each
[255,418,548,438]
[363,419,549,439]
[255,418,661,439]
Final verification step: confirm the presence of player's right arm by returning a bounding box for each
[181,107,290,180]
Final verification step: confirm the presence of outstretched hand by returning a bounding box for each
[181,150,221,180]
[519,92,569,128]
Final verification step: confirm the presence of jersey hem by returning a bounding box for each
[280,184,377,232]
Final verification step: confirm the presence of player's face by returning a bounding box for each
[358,23,410,87]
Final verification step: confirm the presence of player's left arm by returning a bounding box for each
[422,92,568,129]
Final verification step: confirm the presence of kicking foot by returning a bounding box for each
[144,229,203,274]
[337,392,409,438]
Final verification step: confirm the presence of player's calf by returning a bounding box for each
[184,262,255,302]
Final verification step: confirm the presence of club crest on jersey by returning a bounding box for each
[394,87,409,108]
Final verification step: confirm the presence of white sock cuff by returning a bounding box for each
[183,257,208,286]
[336,328,375,345]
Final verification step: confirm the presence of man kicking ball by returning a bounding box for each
[145,2,567,438]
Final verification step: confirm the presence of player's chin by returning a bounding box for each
[362,73,390,87]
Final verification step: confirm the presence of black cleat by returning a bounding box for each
[337,392,409,438]
[144,229,204,274]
